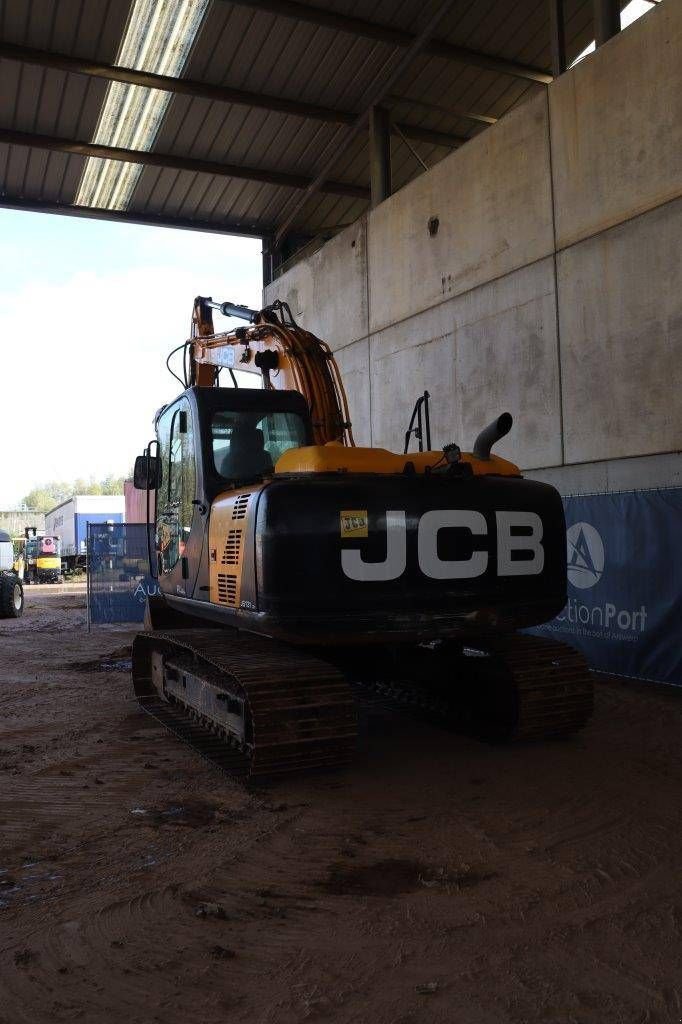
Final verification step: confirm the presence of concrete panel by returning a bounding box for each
[264,218,368,350]
[367,90,554,334]
[606,451,682,492]
[369,258,562,469]
[370,326,456,455]
[559,198,682,464]
[550,1,682,249]
[529,461,609,494]
[531,452,682,495]
[335,337,371,447]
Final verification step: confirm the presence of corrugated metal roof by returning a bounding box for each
[0,0,616,255]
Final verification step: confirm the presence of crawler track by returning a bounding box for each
[132,629,358,779]
[132,630,593,779]
[352,634,594,742]
[486,633,594,740]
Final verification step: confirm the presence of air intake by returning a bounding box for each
[221,529,242,566]
[232,494,251,520]
[217,573,238,607]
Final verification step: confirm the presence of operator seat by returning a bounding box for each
[219,426,274,480]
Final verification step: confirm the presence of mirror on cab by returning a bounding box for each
[133,454,161,490]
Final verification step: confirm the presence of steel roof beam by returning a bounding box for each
[0,41,469,147]
[388,94,497,126]
[0,127,369,199]
[224,0,553,83]
[0,196,271,238]
[273,0,460,243]
[0,41,349,124]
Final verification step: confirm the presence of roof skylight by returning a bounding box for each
[75,0,209,211]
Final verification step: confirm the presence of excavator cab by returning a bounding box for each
[137,385,312,592]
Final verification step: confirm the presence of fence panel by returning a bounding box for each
[87,523,158,624]
[532,488,682,686]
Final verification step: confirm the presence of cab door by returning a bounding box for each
[155,397,199,597]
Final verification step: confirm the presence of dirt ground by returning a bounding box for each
[1,587,681,1024]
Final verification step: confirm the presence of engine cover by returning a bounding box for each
[244,472,567,642]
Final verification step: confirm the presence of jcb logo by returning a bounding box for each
[341,510,544,582]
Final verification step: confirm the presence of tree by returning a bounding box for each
[22,475,125,511]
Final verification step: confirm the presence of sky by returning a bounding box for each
[0,209,263,508]
[571,0,654,65]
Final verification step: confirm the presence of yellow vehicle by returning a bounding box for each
[132,297,593,777]
[23,528,62,584]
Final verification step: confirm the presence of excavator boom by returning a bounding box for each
[189,296,354,447]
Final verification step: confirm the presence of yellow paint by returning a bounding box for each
[209,484,265,608]
[340,510,368,538]
[275,445,520,477]
[36,556,61,570]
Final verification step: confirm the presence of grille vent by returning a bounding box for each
[221,528,242,566]
[217,573,238,606]
[232,493,250,520]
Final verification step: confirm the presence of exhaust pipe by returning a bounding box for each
[473,412,513,460]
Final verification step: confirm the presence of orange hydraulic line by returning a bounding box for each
[191,320,354,447]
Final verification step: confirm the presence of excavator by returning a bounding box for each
[132,296,593,777]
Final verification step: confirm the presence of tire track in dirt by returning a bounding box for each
[2,596,682,1023]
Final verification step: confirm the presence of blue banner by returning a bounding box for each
[87,523,159,624]
[533,488,682,686]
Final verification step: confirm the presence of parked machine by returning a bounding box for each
[23,527,62,584]
[0,530,24,617]
[132,296,593,777]
[45,495,125,572]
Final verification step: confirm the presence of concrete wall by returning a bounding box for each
[265,0,682,493]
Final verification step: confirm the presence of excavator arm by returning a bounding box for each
[189,296,354,447]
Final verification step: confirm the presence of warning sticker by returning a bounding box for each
[340,510,368,538]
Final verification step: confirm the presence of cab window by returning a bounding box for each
[156,399,196,572]
[212,410,307,480]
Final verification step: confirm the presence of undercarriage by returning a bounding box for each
[132,626,593,779]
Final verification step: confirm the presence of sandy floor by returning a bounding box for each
[1,587,681,1024]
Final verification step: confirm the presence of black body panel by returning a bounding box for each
[240,473,568,643]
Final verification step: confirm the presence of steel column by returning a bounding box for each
[594,0,621,46]
[369,106,392,207]
[549,0,567,77]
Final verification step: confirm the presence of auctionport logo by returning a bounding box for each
[566,522,604,590]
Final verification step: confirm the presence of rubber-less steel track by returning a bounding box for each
[132,630,592,779]
[132,629,358,778]
[482,633,594,740]
[351,634,593,742]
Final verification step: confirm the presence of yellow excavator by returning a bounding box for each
[132,297,593,777]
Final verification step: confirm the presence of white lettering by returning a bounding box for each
[417,510,488,580]
[341,510,407,582]
[341,508,547,582]
[496,511,544,576]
